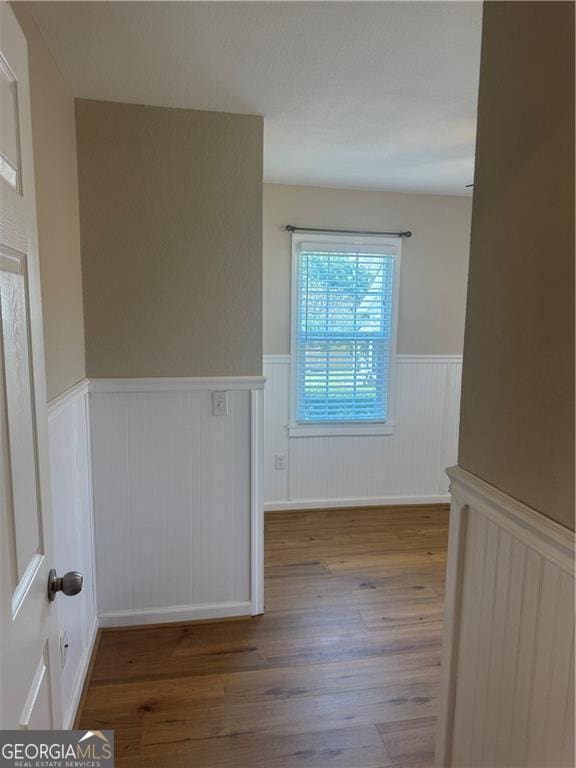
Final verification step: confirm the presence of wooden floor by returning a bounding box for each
[78,505,449,767]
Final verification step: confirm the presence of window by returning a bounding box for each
[290,233,401,437]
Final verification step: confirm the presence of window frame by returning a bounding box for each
[288,231,401,438]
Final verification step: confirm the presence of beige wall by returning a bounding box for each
[264,184,472,355]
[12,4,86,401]
[459,2,574,529]
[75,99,263,378]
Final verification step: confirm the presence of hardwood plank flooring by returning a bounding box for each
[78,504,448,767]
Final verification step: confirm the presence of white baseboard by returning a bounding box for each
[63,618,99,730]
[98,601,254,628]
[265,494,450,512]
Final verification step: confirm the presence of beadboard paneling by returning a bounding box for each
[263,355,462,507]
[263,356,291,504]
[90,387,256,623]
[47,381,97,728]
[437,467,575,768]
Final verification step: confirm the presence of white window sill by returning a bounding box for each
[287,422,396,438]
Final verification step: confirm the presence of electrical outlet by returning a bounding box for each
[59,630,70,669]
[274,454,287,471]
[212,391,228,416]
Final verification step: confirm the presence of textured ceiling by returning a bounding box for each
[29,1,482,195]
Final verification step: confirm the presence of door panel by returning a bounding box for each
[20,646,53,730]
[0,54,20,190]
[0,2,62,729]
[1,250,43,583]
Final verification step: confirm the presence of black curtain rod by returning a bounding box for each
[285,225,412,238]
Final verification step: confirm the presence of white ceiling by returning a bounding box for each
[29,1,482,195]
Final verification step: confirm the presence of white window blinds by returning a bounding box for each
[294,238,399,424]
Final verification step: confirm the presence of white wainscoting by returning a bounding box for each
[263,354,462,510]
[437,467,575,768]
[89,377,265,627]
[47,381,98,729]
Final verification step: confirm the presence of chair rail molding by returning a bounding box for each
[89,376,265,393]
[436,466,575,768]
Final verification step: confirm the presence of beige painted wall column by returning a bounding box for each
[75,99,263,378]
[437,11,574,766]
[458,0,574,529]
[74,99,265,626]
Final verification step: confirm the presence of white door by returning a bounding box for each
[0,3,63,729]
